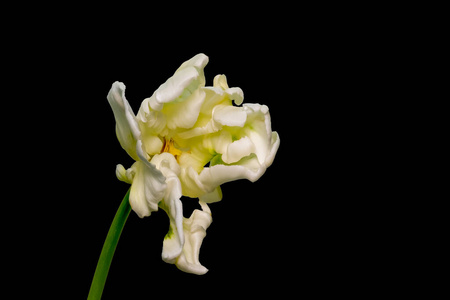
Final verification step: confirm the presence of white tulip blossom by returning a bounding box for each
[107,53,280,275]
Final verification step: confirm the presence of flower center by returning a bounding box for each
[161,138,182,158]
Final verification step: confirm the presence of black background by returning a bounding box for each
[6,7,386,298]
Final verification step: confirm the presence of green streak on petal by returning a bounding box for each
[88,188,131,300]
[210,154,224,166]
[164,225,174,240]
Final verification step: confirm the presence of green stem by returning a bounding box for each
[88,188,131,300]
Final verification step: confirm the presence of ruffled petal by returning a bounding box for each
[199,131,279,189]
[136,54,209,135]
[152,66,201,111]
[198,186,222,204]
[151,154,184,263]
[221,136,255,164]
[175,201,212,275]
[162,88,206,130]
[116,164,133,184]
[107,82,141,160]
[242,104,273,165]
[145,53,208,112]
[178,104,280,198]
[126,141,167,218]
[175,76,243,140]
[213,105,247,127]
[213,74,244,105]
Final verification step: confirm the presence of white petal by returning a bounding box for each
[153,67,200,110]
[265,131,280,168]
[163,88,206,130]
[128,142,167,218]
[221,136,255,164]
[148,54,208,112]
[198,186,222,203]
[150,152,181,176]
[140,131,164,156]
[179,166,208,198]
[176,53,209,75]
[159,169,184,263]
[116,164,133,184]
[199,155,264,187]
[213,105,247,127]
[137,104,167,134]
[242,104,275,165]
[107,82,141,160]
[212,74,244,105]
[175,201,212,275]
[199,129,279,190]
[142,153,184,262]
[213,74,229,89]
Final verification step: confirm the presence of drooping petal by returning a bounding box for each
[107,82,141,161]
[127,141,167,218]
[151,154,184,264]
[175,201,212,275]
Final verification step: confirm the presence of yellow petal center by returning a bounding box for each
[161,138,182,157]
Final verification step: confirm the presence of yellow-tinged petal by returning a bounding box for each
[162,88,206,130]
[127,141,167,218]
[116,164,133,184]
[198,186,222,204]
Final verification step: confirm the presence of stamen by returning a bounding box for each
[161,138,182,158]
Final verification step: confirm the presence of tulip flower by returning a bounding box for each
[88,53,279,299]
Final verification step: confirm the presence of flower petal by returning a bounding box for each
[213,74,244,105]
[116,164,133,184]
[107,82,141,160]
[176,53,209,75]
[153,67,200,110]
[127,141,167,218]
[147,54,209,112]
[213,105,247,127]
[145,153,184,263]
[242,104,273,165]
[162,88,206,130]
[221,136,255,164]
[179,131,279,198]
[199,155,264,187]
[175,201,212,275]
[136,54,209,136]
[198,186,222,204]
